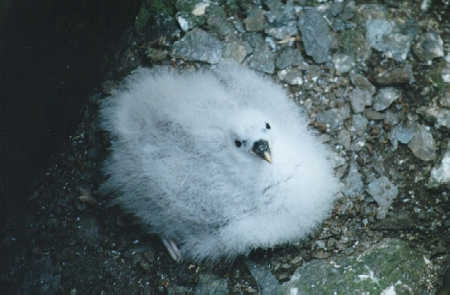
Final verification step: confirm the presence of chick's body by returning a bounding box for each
[100,62,340,261]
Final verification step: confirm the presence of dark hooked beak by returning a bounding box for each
[252,139,272,163]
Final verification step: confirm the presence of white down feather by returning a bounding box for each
[100,61,341,262]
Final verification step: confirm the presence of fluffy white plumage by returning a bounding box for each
[100,62,340,262]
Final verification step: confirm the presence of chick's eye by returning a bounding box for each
[234,140,242,148]
[265,123,271,129]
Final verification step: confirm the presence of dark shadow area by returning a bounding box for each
[0,0,139,270]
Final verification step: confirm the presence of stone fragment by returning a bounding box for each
[441,63,450,83]
[277,68,303,85]
[280,239,432,294]
[316,106,351,130]
[417,106,450,129]
[247,46,275,74]
[390,124,415,150]
[440,89,450,108]
[373,87,401,111]
[223,40,252,63]
[349,88,373,113]
[338,30,371,63]
[373,64,414,85]
[275,47,306,70]
[244,7,265,32]
[364,110,385,120]
[366,19,414,62]
[192,2,209,16]
[172,28,223,64]
[333,53,354,74]
[343,162,364,197]
[337,129,352,150]
[246,261,280,295]
[413,32,444,61]
[176,11,198,32]
[383,111,400,126]
[244,34,275,73]
[351,114,368,136]
[265,22,297,40]
[206,5,235,37]
[367,176,398,219]
[264,0,296,24]
[298,8,333,64]
[429,144,450,188]
[350,73,376,95]
[408,124,437,161]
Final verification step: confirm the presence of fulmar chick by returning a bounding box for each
[100,62,340,262]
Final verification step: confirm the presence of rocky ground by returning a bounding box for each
[1,0,450,294]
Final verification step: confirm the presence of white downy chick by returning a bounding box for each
[100,61,341,262]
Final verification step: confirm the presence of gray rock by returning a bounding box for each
[243,32,265,49]
[195,274,228,295]
[246,261,280,295]
[223,40,252,63]
[206,5,235,38]
[247,52,276,74]
[417,105,450,130]
[351,114,368,136]
[339,0,356,20]
[390,124,415,150]
[279,239,433,294]
[246,41,276,74]
[337,129,352,150]
[298,8,333,64]
[442,63,450,83]
[350,73,376,95]
[413,32,445,61]
[264,0,296,25]
[174,0,209,30]
[429,143,450,188]
[357,4,387,21]
[316,105,351,130]
[263,0,283,12]
[364,109,385,120]
[349,88,373,113]
[343,162,364,197]
[277,67,303,85]
[176,0,207,12]
[408,124,437,161]
[374,64,414,85]
[373,87,402,111]
[172,28,223,64]
[244,7,265,32]
[176,11,195,32]
[440,89,450,108]
[338,30,371,63]
[230,17,246,33]
[265,21,298,40]
[367,176,398,219]
[366,19,414,62]
[265,36,278,51]
[383,110,400,126]
[275,47,306,70]
[333,53,354,74]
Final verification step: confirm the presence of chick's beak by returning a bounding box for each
[263,151,272,163]
[252,139,272,164]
